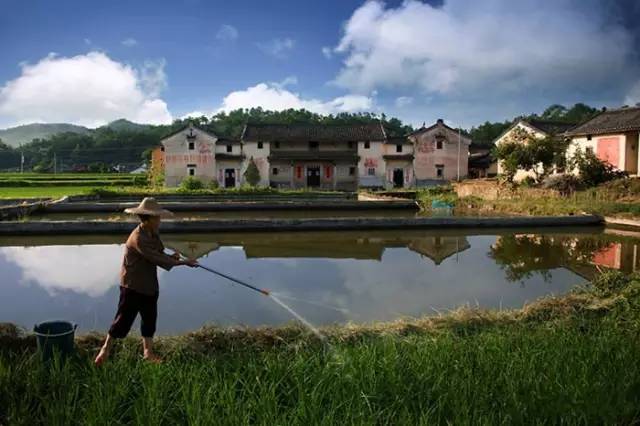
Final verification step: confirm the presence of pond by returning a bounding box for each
[0,228,637,334]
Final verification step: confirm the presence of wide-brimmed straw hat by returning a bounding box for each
[124,197,174,217]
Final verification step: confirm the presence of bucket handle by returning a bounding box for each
[33,323,78,338]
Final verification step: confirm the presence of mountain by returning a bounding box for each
[102,119,151,132]
[0,123,91,147]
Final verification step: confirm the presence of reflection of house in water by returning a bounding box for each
[592,243,639,274]
[163,232,470,265]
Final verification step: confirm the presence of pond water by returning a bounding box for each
[0,227,638,334]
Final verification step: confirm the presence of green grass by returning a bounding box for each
[2,272,640,424]
[0,186,115,199]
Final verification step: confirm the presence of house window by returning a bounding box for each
[436,139,443,150]
[257,141,264,149]
[348,141,354,149]
[226,145,232,153]
[364,141,370,149]
[309,141,319,151]
[187,164,196,176]
[275,141,280,149]
[188,142,195,150]
[396,144,402,153]
[160,146,165,152]
[349,166,356,176]
[436,164,444,178]
[272,167,279,175]
[368,167,375,176]
[587,135,592,141]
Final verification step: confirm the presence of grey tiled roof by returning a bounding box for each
[566,106,640,136]
[526,120,576,135]
[242,123,386,142]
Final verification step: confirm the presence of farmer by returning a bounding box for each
[94,197,197,365]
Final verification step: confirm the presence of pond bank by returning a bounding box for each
[0,214,604,235]
[2,271,640,424]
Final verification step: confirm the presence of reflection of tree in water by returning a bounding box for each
[489,235,615,283]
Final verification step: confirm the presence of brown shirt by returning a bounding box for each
[120,225,180,295]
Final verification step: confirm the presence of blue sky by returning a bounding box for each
[1,0,639,129]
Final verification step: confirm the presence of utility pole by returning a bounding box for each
[53,152,57,174]
[457,126,461,182]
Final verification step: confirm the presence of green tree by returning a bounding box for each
[569,148,627,187]
[243,158,261,186]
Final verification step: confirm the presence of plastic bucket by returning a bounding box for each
[33,321,77,361]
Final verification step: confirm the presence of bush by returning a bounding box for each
[571,149,627,187]
[179,176,205,191]
[208,180,219,190]
[541,174,583,196]
[243,158,261,187]
[519,176,537,188]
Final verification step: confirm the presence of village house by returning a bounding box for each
[408,119,471,185]
[468,146,497,179]
[565,106,640,176]
[494,119,576,181]
[156,119,471,189]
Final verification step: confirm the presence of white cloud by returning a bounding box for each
[121,38,138,47]
[333,0,634,97]
[0,245,122,297]
[216,24,239,41]
[218,81,373,114]
[395,96,413,108]
[321,46,333,59]
[0,51,172,127]
[257,38,295,58]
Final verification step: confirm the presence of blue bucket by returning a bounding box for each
[33,320,77,361]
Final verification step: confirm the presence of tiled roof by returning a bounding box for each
[526,120,576,135]
[566,106,640,136]
[269,151,359,161]
[242,123,386,142]
[384,136,412,145]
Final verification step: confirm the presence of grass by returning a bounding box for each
[0,186,109,199]
[2,272,640,424]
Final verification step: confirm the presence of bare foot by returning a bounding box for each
[143,353,163,364]
[94,347,109,367]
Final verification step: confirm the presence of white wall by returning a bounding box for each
[162,126,217,187]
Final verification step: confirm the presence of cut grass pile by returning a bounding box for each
[2,272,640,424]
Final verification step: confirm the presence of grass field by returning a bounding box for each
[2,272,640,424]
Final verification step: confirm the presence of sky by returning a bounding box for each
[1,0,639,130]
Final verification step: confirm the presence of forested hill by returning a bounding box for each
[0,104,603,171]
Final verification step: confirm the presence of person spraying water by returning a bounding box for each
[94,198,198,366]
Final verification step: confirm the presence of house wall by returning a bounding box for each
[215,160,243,188]
[495,122,547,182]
[568,132,639,174]
[162,126,216,187]
[384,159,414,188]
[358,140,386,187]
[241,141,271,186]
[411,126,469,183]
[214,143,242,155]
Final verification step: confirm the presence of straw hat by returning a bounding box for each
[124,197,174,217]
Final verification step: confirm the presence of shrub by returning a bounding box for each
[179,176,205,191]
[208,180,219,190]
[519,176,537,188]
[243,158,261,187]
[570,149,627,187]
[541,174,583,196]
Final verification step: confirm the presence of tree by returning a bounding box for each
[243,158,261,186]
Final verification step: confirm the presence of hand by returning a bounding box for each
[181,258,199,268]
[171,252,181,261]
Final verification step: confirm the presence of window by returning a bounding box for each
[367,167,375,176]
[309,141,319,151]
[348,141,354,149]
[188,142,195,150]
[396,144,402,153]
[160,146,165,152]
[275,141,280,149]
[436,164,444,178]
[436,139,443,150]
[587,135,592,141]
[187,164,196,176]
[272,167,279,175]
[226,145,232,153]
[257,141,264,149]
[364,141,370,149]
[349,166,356,176]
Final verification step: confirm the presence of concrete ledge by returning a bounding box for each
[604,217,640,231]
[42,200,419,213]
[0,215,604,236]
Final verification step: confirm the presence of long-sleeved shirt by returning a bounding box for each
[120,225,180,295]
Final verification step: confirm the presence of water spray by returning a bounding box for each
[189,259,327,342]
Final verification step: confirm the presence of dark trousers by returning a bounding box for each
[108,287,159,338]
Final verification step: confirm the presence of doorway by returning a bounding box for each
[224,168,236,188]
[306,167,320,187]
[393,168,404,188]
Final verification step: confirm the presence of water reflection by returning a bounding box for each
[0,228,637,333]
